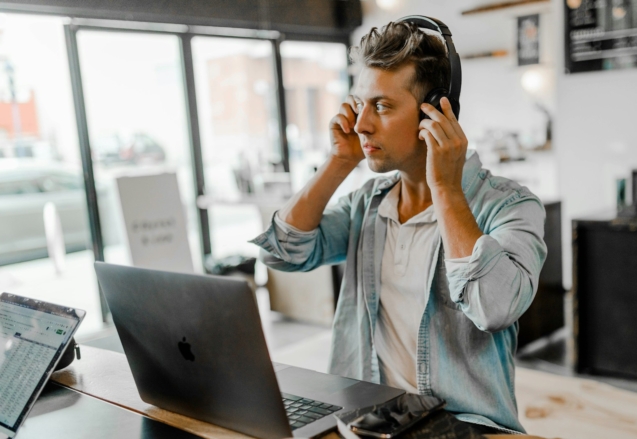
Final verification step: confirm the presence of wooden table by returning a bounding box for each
[514,367,637,439]
[50,346,248,439]
[49,346,637,439]
[17,384,202,439]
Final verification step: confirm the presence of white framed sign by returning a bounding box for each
[116,173,194,273]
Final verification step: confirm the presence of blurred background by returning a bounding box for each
[0,0,636,402]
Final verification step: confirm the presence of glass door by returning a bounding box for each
[76,30,201,270]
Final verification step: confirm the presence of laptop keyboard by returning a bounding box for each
[281,393,342,430]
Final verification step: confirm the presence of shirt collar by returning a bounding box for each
[378,182,400,222]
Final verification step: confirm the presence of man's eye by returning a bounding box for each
[376,103,386,112]
[355,102,363,112]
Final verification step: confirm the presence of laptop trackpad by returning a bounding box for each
[276,367,357,399]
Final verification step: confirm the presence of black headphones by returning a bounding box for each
[396,15,462,121]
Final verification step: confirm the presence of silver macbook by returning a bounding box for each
[94,262,404,439]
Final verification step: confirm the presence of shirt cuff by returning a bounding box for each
[444,255,471,273]
[248,210,319,263]
[445,235,504,303]
[273,212,318,236]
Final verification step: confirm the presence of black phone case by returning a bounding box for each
[348,393,446,438]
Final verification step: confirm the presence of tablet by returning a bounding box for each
[0,293,85,438]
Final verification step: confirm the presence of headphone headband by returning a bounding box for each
[395,15,462,119]
[397,15,452,37]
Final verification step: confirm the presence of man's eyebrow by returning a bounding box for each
[352,94,396,102]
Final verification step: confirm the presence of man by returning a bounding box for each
[251,21,546,434]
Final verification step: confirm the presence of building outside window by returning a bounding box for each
[281,41,349,192]
[193,37,280,261]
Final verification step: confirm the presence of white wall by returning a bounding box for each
[556,69,637,216]
[553,2,637,288]
[352,0,637,289]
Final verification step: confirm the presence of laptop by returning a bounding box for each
[0,293,85,439]
[94,262,404,439]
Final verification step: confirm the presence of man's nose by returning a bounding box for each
[354,105,374,135]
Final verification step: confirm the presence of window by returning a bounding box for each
[77,30,201,268]
[192,37,281,260]
[280,41,349,191]
[0,14,103,338]
[0,11,350,338]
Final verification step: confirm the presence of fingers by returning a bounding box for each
[440,96,458,123]
[420,101,456,140]
[331,96,356,134]
[420,119,449,147]
[440,97,468,144]
[419,127,440,150]
[420,97,468,148]
[331,113,354,135]
[345,95,358,115]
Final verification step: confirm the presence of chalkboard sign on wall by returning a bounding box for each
[564,0,637,73]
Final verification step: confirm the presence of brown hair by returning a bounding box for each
[349,21,451,104]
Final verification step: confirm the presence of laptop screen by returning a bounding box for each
[0,293,85,437]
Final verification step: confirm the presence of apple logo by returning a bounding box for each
[178,337,195,361]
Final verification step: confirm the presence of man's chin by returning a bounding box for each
[366,158,394,174]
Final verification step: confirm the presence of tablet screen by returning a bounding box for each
[0,293,85,438]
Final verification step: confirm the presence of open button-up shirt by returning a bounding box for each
[250,150,547,433]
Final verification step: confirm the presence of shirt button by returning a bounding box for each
[400,245,404,249]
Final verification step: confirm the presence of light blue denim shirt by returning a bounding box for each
[250,150,547,434]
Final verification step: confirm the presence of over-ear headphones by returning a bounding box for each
[396,15,462,121]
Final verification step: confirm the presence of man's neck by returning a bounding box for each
[397,174,433,224]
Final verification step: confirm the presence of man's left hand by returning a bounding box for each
[419,97,481,259]
[419,97,468,195]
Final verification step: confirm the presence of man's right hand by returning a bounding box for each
[329,95,365,166]
[277,97,364,232]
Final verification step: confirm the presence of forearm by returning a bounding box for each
[432,187,483,259]
[278,156,357,231]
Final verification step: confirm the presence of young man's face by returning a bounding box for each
[352,63,425,174]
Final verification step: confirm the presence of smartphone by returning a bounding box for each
[348,394,445,439]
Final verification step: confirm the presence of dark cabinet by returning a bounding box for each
[573,213,637,379]
[518,201,565,348]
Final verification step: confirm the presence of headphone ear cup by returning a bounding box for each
[421,88,448,120]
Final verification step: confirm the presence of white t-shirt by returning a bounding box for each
[374,183,440,393]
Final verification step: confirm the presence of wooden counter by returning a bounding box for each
[50,346,637,439]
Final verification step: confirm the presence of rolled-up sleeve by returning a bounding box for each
[445,194,547,333]
[249,194,353,272]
